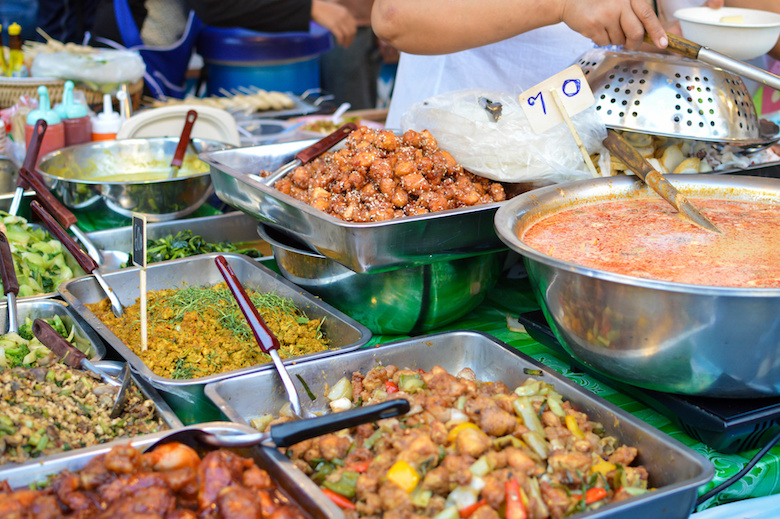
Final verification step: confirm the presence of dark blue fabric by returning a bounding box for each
[112,0,203,98]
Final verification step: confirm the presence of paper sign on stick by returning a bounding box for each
[518,65,595,134]
[132,215,148,351]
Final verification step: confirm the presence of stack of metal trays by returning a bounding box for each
[58,252,372,424]
[205,330,714,519]
[200,140,507,274]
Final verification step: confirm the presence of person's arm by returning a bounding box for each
[371,0,668,55]
[311,0,357,47]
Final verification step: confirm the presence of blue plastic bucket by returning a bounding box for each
[197,22,333,96]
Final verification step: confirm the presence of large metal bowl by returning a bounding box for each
[258,223,503,334]
[36,137,230,221]
[494,174,780,398]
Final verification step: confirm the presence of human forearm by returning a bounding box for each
[371,0,667,55]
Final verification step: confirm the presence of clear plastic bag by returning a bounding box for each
[401,88,608,184]
[30,50,146,93]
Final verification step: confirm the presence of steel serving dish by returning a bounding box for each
[0,421,339,519]
[494,174,780,398]
[86,211,274,268]
[258,222,502,334]
[0,298,106,360]
[57,252,372,424]
[200,140,507,274]
[205,330,714,519]
[36,137,231,222]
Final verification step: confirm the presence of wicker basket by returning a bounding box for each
[0,77,144,110]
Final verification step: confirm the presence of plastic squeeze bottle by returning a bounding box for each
[25,86,65,161]
[7,23,28,78]
[56,81,92,146]
[91,94,122,141]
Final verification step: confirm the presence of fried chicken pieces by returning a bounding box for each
[0,442,305,519]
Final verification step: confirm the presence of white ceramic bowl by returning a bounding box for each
[675,7,780,60]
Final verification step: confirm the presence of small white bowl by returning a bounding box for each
[675,6,780,60]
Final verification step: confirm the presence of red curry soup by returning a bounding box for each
[520,197,780,288]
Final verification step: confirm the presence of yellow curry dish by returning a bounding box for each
[87,283,330,380]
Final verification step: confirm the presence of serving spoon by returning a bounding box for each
[215,254,315,419]
[144,400,409,452]
[0,231,20,334]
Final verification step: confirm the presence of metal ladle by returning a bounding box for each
[214,254,315,419]
[0,231,20,334]
[8,118,46,217]
[169,109,199,179]
[33,318,131,418]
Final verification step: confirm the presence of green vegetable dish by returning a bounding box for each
[131,230,263,264]
[0,315,93,368]
[0,212,79,296]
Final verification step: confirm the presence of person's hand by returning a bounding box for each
[560,0,668,50]
[311,0,357,47]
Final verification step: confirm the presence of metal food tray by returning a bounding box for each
[200,141,507,274]
[58,252,372,424]
[227,90,322,120]
[0,421,339,519]
[0,298,106,360]
[205,330,714,519]
[86,211,274,262]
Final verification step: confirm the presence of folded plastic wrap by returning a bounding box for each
[401,89,608,184]
[31,50,145,93]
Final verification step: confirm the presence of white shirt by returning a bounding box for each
[385,23,594,129]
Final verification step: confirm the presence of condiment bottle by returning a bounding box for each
[25,86,65,161]
[56,81,92,147]
[7,23,28,78]
[91,94,122,141]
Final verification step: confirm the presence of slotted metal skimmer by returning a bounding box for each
[577,48,759,144]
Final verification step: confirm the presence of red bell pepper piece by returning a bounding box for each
[505,479,527,519]
[459,498,487,518]
[321,487,357,510]
[385,380,399,393]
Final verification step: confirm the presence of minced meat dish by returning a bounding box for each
[272,365,651,519]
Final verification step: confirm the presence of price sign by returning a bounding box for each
[132,215,147,267]
[518,65,595,134]
[132,215,148,351]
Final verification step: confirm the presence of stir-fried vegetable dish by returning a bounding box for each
[0,315,93,369]
[131,229,264,264]
[87,283,330,379]
[0,212,78,296]
[263,365,651,519]
[0,442,306,518]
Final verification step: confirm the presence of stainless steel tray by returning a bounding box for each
[58,252,372,424]
[0,298,106,360]
[205,330,714,519]
[0,421,340,519]
[86,211,274,263]
[201,141,507,274]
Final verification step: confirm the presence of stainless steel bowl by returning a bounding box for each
[494,174,780,398]
[0,156,17,194]
[258,223,503,335]
[36,138,231,221]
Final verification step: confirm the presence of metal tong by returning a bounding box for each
[33,318,131,418]
[30,200,125,316]
[603,129,721,233]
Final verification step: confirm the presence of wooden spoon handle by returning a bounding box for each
[171,110,198,168]
[18,167,78,229]
[33,318,87,369]
[0,231,19,297]
[30,200,98,274]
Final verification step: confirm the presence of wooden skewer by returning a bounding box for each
[550,88,602,178]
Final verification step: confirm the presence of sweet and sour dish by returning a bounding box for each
[273,365,651,519]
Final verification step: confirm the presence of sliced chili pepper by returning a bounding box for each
[386,380,399,393]
[585,487,608,505]
[459,498,487,518]
[505,479,527,519]
[321,487,357,510]
[347,459,372,473]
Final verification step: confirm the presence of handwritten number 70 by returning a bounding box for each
[526,79,582,114]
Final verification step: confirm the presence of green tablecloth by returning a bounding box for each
[366,273,780,512]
